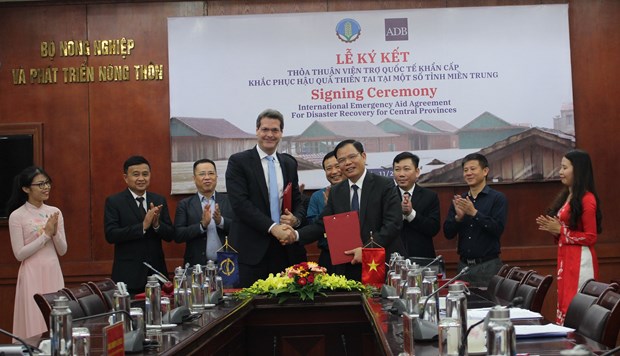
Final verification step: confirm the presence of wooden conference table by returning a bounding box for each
[70,291,609,355]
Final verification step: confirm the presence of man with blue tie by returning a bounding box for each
[174,159,233,266]
[225,109,306,287]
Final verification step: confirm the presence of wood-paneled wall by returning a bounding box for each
[1,0,619,341]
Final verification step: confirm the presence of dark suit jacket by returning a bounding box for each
[225,147,306,265]
[298,171,405,278]
[398,184,441,258]
[174,192,233,266]
[104,189,174,293]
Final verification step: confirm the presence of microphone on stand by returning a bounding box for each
[457,295,524,356]
[143,262,170,283]
[74,310,144,353]
[0,328,41,356]
[421,254,443,270]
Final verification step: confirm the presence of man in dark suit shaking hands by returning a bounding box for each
[393,152,441,258]
[225,109,306,287]
[174,158,233,266]
[104,156,174,295]
[282,140,405,281]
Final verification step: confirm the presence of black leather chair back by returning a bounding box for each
[564,293,597,329]
[77,294,108,316]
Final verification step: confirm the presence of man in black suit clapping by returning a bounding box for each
[392,152,440,258]
[104,156,174,295]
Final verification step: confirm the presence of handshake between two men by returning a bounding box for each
[270,209,363,264]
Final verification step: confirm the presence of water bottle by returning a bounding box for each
[50,296,72,356]
[406,263,421,289]
[421,269,439,324]
[191,264,205,312]
[445,282,468,355]
[421,268,438,296]
[174,266,188,308]
[486,307,516,356]
[205,260,218,304]
[113,290,131,332]
[145,275,162,326]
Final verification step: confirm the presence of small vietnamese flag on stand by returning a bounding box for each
[361,232,385,288]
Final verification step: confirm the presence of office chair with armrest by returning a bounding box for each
[517,272,553,313]
[565,279,620,329]
[487,264,511,297]
[577,289,620,348]
[77,294,109,316]
[34,290,86,331]
[62,284,94,300]
[495,267,531,303]
[87,278,117,311]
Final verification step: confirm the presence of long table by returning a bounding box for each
[62,292,610,355]
[363,294,610,356]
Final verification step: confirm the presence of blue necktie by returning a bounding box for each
[351,184,359,211]
[266,155,280,223]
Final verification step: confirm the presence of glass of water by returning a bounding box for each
[71,327,90,356]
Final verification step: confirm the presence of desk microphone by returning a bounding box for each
[420,254,443,270]
[143,261,170,283]
[0,328,41,356]
[457,296,524,356]
[74,310,144,353]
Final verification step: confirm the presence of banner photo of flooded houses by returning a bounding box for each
[168,5,574,193]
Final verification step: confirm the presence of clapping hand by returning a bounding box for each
[536,215,561,235]
[144,203,163,230]
[453,195,475,221]
[213,203,222,225]
[402,193,412,216]
[44,212,60,238]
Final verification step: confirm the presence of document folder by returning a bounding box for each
[282,182,292,212]
[323,211,362,265]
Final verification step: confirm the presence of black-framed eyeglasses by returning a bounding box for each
[30,180,51,189]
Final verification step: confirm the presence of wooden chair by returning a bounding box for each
[577,289,620,347]
[514,272,553,312]
[33,290,86,331]
[564,279,619,329]
[86,278,117,311]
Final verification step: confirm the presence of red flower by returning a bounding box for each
[297,277,307,286]
[307,274,315,284]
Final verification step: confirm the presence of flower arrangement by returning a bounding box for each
[236,262,370,303]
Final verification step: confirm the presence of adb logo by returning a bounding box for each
[385,18,408,41]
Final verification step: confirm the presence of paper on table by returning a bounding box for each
[515,324,574,338]
[467,307,543,320]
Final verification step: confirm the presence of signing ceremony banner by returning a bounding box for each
[168,5,573,193]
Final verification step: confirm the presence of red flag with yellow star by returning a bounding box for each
[362,247,385,288]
